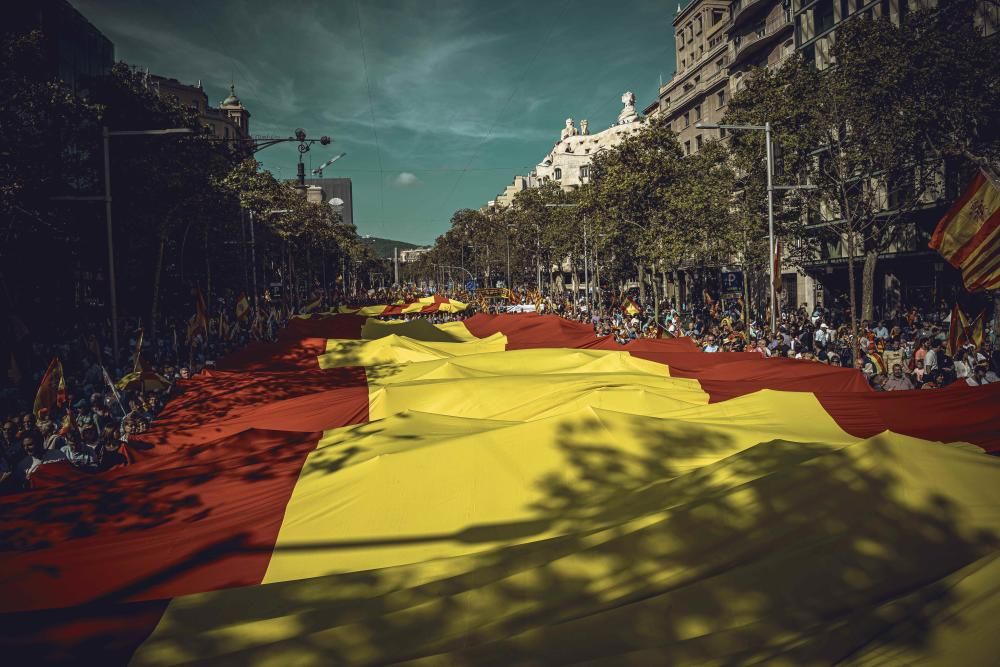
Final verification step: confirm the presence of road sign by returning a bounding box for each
[721,270,744,294]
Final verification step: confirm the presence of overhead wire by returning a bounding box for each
[354,0,386,234]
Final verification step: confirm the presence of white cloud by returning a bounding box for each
[393,172,420,187]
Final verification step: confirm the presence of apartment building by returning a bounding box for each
[787,0,997,313]
[650,0,732,153]
[728,0,795,92]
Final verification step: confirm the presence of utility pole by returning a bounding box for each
[100,126,192,363]
[393,247,399,285]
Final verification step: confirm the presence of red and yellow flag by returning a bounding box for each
[930,169,1000,292]
[623,297,641,316]
[969,310,985,350]
[235,293,251,322]
[5,312,1000,666]
[946,304,971,356]
[301,295,323,314]
[33,357,66,417]
[186,287,209,343]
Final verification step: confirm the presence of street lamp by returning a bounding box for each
[247,129,332,188]
[696,121,778,330]
[506,223,516,290]
[55,126,194,362]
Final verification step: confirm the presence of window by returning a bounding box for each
[684,140,691,155]
[696,16,703,34]
[717,90,726,108]
[716,57,725,74]
[580,165,590,179]
[814,0,835,34]
[681,58,686,69]
[677,33,685,49]
[712,8,724,25]
[696,134,703,150]
[720,127,728,138]
[683,111,690,128]
[553,167,562,180]
[694,105,702,122]
[840,0,850,19]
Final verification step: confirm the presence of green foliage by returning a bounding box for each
[0,30,101,224]
[585,116,736,270]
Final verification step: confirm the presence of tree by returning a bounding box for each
[725,1,1000,346]
[584,116,735,307]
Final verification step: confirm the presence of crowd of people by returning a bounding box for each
[534,289,998,392]
[3,285,996,492]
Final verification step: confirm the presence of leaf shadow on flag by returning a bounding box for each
[80,415,1000,666]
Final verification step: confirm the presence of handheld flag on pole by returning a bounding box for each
[946,304,971,356]
[186,287,209,344]
[130,329,144,375]
[301,294,323,314]
[623,297,641,317]
[33,357,66,418]
[235,293,250,322]
[970,311,985,350]
[929,169,1000,292]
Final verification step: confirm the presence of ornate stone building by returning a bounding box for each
[149,77,251,144]
[488,92,647,209]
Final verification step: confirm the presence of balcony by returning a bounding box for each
[730,0,775,30]
[669,65,728,111]
[731,13,793,66]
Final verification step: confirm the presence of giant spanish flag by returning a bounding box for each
[930,169,1000,292]
[3,313,1000,665]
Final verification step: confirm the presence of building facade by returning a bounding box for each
[488,92,647,209]
[399,248,431,263]
[785,0,998,314]
[149,77,251,144]
[728,0,795,92]
[10,0,115,100]
[649,0,732,153]
[304,177,354,229]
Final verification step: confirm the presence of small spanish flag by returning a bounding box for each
[33,357,66,417]
[970,311,985,350]
[301,295,323,314]
[930,169,1000,292]
[235,293,251,322]
[186,287,209,343]
[946,304,971,356]
[623,298,641,317]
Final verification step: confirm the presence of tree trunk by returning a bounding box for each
[845,221,860,368]
[150,227,168,344]
[638,265,646,303]
[861,249,877,323]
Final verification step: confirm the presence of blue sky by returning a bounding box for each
[74,0,679,244]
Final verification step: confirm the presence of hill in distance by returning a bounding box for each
[362,236,423,259]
